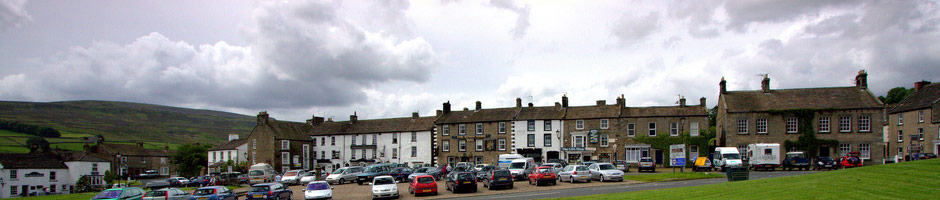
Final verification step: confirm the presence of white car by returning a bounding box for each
[303,181,333,200]
[588,163,624,182]
[299,172,317,185]
[473,164,491,172]
[280,170,304,185]
[370,176,399,199]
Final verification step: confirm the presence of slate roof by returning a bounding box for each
[563,105,620,119]
[310,116,437,136]
[436,107,519,124]
[515,106,566,120]
[265,119,312,140]
[63,152,110,162]
[0,153,68,169]
[889,83,940,114]
[721,87,882,113]
[209,139,248,151]
[621,105,708,117]
[96,143,171,157]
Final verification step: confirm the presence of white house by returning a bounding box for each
[511,100,566,163]
[310,113,436,172]
[62,152,111,188]
[0,153,71,199]
[207,134,249,173]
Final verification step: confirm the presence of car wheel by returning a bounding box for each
[600,176,604,182]
[358,181,363,185]
[339,178,345,184]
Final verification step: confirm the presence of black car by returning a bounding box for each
[813,156,838,170]
[482,169,513,190]
[445,172,477,193]
[475,166,497,181]
[918,153,937,159]
[446,166,472,181]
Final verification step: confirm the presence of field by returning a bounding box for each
[553,159,940,199]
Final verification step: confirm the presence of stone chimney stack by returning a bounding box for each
[562,95,569,108]
[720,77,727,94]
[914,81,930,92]
[412,112,419,119]
[700,97,706,106]
[596,100,606,106]
[855,70,868,89]
[555,102,561,109]
[307,115,325,126]
[349,112,358,123]
[443,101,451,114]
[528,103,534,107]
[616,94,626,108]
[679,97,687,107]
[257,111,269,126]
[516,98,522,108]
[475,101,482,111]
[761,74,771,93]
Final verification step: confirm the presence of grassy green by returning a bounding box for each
[551,159,940,200]
[624,172,725,182]
[8,192,96,200]
[0,129,32,137]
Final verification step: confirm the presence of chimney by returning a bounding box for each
[761,74,770,93]
[914,81,930,92]
[616,94,625,108]
[719,77,727,94]
[257,111,270,126]
[436,110,442,117]
[228,134,239,141]
[443,101,451,114]
[528,103,534,107]
[562,95,569,108]
[464,107,469,111]
[327,117,333,122]
[307,115,325,126]
[349,112,358,123]
[555,102,561,109]
[700,97,706,106]
[855,70,868,89]
[596,100,606,106]
[516,98,522,108]
[679,97,687,107]
[412,112,419,119]
[475,101,482,111]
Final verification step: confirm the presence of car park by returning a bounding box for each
[326,166,363,185]
[408,175,439,196]
[303,181,333,200]
[589,163,624,182]
[557,165,591,183]
[390,167,413,182]
[638,157,656,172]
[783,151,810,171]
[840,152,864,168]
[370,176,400,199]
[143,188,189,200]
[191,186,237,200]
[280,170,305,185]
[446,172,478,193]
[92,187,145,200]
[475,165,498,181]
[813,156,838,170]
[528,166,557,186]
[246,183,291,200]
[358,164,394,185]
[299,171,317,185]
[693,157,711,171]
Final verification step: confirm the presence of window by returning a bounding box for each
[411,146,417,157]
[544,121,552,131]
[10,186,16,196]
[321,137,325,146]
[392,134,398,144]
[161,157,166,164]
[544,134,552,147]
[918,128,924,141]
[690,122,700,136]
[332,151,339,159]
[475,156,484,165]
[786,117,798,133]
[282,140,289,150]
[670,122,679,136]
[362,149,366,159]
[9,169,17,180]
[321,151,325,159]
[161,167,168,175]
[475,123,484,135]
[448,157,456,167]
[458,140,466,152]
[458,124,466,135]
[313,151,317,159]
[859,115,871,132]
[527,120,536,131]
[576,120,584,130]
[312,138,317,146]
[600,119,609,129]
[498,122,506,133]
[898,113,903,125]
[392,148,398,159]
[282,152,290,164]
[498,139,507,151]
[410,132,416,142]
[625,147,642,163]
[691,145,699,156]
[574,136,585,148]
[50,185,55,193]
[92,163,98,172]
[373,134,377,145]
[442,140,450,152]
[737,145,748,160]
[443,125,450,136]
[372,148,377,158]
[362,135,367,145]
[898,147,904,158]
[839,143,851,157]
[839,116,852,133]
[859,144,870,160]
[253,139,257,149]
[475,139,483,151]
[351,135,357,146]
[50,171,56,181]
[527,134,535,147]
[918,110,924,123]
[898,130,903,142]
[331,137,335,145]
[627,123,636,137]
[600,134,609,147]
[737,119,748,134]
[649,123,657,136]
[819,117,830,133]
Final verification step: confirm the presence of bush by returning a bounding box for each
[0,119,62,138]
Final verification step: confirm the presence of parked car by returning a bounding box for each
[540,163,564,175]
[303,181,333,200]
[582,161,597,167]
[92,187,145,200]
[508,158,536,181]
[475,165,498,181]
[249,163,278,185]
[473,164,491,172]
[189,176,212,187]
[918,153,937,159]
[137,170,160,179]
[279,170,305,185]
[218,172,242,186]
[326,166,363,185]
[238,174,250,184]
[589,163,624,182]
[299,171,318,185]
[546,159,568,167]
[357,164,394,185]
[110,183,127,189]
[456,162,474,169]
[246,183,291,200]
[445,172,477,193]
[408,167,434,182]
[712,147,744,171]
[638,157,656,172]
[782,151,811,171]
[390,167,414,182]
[167,177,190,187]
[558,165,591,183]
[693,157,711,172]
[191,186,236,200]
[370,176,400,199]
[447,165,473,181]
[143,188,189,200]
[408,175,439,196]
[840,152,864,168]
[482,169,514,189]
[144,179,171,189]
[812,156,838,170]
[527,166,557,186]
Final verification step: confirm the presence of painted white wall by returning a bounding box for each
[0,168,71,198]
[512,119,564,160]
[207,143,249,169]
[311,131,434,172]
[63,161,110,186]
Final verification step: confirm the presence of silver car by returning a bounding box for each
[279,170,305,185]
[557,165,591,183]
[143,188,189,200]
[299,172,317,185]
[325,166,363,184]
[540,163,564,176]
[589,163,624,182]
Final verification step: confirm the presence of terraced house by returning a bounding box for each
[717,71,886,165]
[887,81,940,161]
[245,111,314,173]
[436,101,518,166]
[561,96,623,164]
[308,112,436,172]
[618,97,709,166]
[511,98,566,163]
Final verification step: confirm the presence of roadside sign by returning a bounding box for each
[670,144,686,166]
[589,130,599,143]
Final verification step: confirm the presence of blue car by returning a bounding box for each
[245,183,292,200]
[357,163,394,185]
[189,186,236,200]
[389,167,413,182]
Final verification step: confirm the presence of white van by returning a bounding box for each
[747,143,781,171]
[508,158,535,181]
[248,163,277,185]
[712,147,743,171]
[498,154,524,169]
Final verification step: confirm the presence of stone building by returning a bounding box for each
[561,96,623,164]
[511,98,566,163]
[618,97,709,166]
[85,142,175,177]
[717,71,885,165]
[309,112,436,172]
[436,101,518,166]
[245,111,314,173]
[887,81,940,161]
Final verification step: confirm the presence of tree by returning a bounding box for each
[103,170,119,184]
[879,87,914,104]
[74,176,92,193]
[171,143,211,177]
[37,127,61,138]
[26,137,50,152]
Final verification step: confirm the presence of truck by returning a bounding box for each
[508,158,536,181]
[746,143,781,171]
[782,151,811,171]
[712,147,744,172]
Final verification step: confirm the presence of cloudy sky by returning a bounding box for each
[1,0,938,122]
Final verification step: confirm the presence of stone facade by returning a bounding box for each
[245,111,314,173]
[435,101,517,166]
[887,81,940,161]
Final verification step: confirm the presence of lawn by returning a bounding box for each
[624,172,725,182]
[551,159,940,199]
[8,192,96,200]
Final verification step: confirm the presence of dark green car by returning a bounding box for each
[92,187,146,200]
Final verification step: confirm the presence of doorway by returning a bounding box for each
[547,151,559,160]
[654,149,663,164]
[819,146,830,157]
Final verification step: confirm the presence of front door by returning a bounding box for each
[547,151,559,160]
[819,146,830,157]
[655,149,663,164]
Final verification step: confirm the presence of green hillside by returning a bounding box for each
[0,100,255,152]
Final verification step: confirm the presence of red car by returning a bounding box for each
[528,166,557,186]
[840,152,864,168]
[408,175,438,196]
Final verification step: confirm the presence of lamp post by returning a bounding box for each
[680,118,686,173]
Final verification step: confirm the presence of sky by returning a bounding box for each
[1,0,938,122]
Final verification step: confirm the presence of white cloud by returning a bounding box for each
[489,0,530,39]
[0,0,30,29]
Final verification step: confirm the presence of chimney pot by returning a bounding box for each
[562,95,569,108]
[350,113,358,123]
[555,102,561,109]
[412,112,419,119]
[616,95,626,108]
[719,77,727,94]
[475,101,482,110]
[528,103,534,107]
[679,97,686,107]
[464,107,469,111]
[856,70,868,89]
[443,101,451,114]
[700,97,707,106]
[516,98,522,108]
[761,74,770,93]
[596,100,606,106]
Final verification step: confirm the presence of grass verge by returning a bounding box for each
[624,172,725,182]
[8,192,96,200]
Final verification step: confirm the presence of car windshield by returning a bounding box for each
[193,188,216,196]
[249,170,263,176]
[494,170,510,176]
[598,164,616,170]
[144,191,166,197]
[537,168,552,173]
[307,183,329,190]
[250,186,270,192]
[575,166,589,171]
[454,166,468,172]
[788,154,805,159]
[819,157,833,161]
[509,162,526,169]
[641,158,653,162]
[284,172,297,176]
[415,168,429,173]
[332,168,346,174]
[364,166,382,173]
[458,173,474,179]
[374,178,394,185]
[94,190,123,199]
[417,177,434,183]
[723,154,741,159]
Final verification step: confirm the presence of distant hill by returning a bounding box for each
[0,100,256,146]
